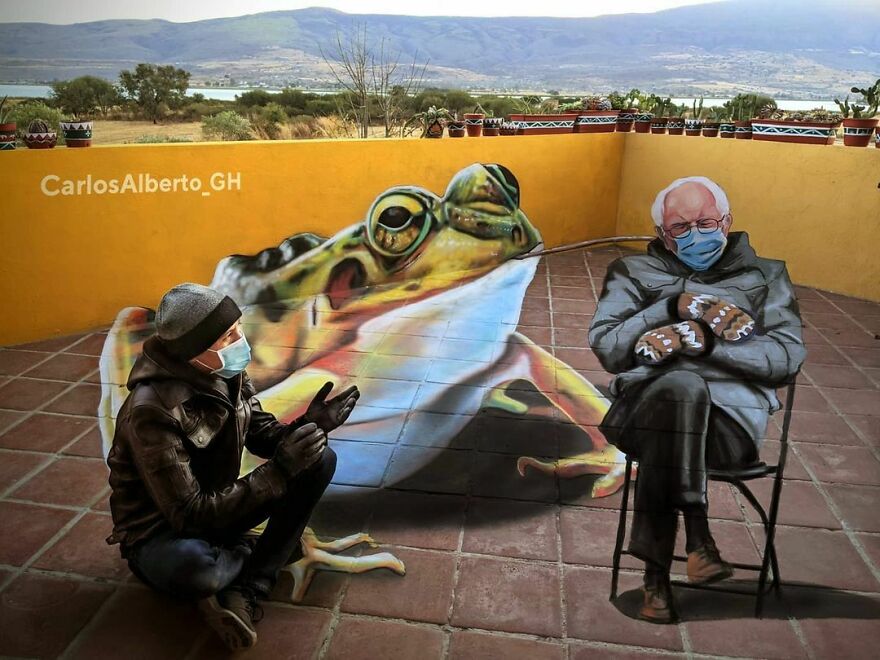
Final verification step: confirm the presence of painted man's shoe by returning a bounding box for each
[638,579,678,624]
[687,540,734,585]
[199,585,263,650]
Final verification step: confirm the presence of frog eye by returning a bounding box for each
[366,190,435,258]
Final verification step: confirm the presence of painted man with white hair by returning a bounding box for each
[589,176,805,624]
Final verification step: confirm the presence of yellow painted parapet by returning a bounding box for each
[0,135,624,345]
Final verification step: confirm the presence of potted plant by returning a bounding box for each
[406,106,452,139]
[509,96,576,135]
[24,118,57,149]
[835,79,880,147]
[483,117,502,136]
[447,114,466,138]
[633,94,653,134]
[499,121,518,136]
[0,96,16,151]
[702,106,726,137]
[611,89,640,132]
[718,109,736,139]
[667,102,686,135]
[751,107,842,145]
[464,104,486,137]
[648,96,671,134]
[572,95,619,134]
[685,97,704,136]
[60,117,94,147]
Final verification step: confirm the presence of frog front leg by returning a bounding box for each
[484,334,627,498]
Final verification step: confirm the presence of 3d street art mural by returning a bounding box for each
[99,163,630,601]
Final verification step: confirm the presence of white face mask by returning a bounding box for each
[196,335,252,378]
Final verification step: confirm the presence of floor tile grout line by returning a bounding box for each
[57,584,125,660]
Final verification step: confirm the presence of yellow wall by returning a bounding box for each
[617,135,880,301]
[0,134,624,345]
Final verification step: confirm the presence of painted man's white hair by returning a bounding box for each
[650,176,731,227]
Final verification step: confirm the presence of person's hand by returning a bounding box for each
[273,423,326,477]
[634,320,707,365]
[304,382,360,433]
[677,292,755,342]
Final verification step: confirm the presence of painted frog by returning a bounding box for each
[99,163,626,601]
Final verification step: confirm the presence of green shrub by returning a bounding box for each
[129,134,194,143]
[201,111,253,141]
[9,101,66,139]
[180,101,230,121]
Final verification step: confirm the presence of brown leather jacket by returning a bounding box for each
[107,336,298,557]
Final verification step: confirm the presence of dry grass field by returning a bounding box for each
[91,120,204,145]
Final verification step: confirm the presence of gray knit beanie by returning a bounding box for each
[155,283,242,360]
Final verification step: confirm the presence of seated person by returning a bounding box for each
[106,283,359,649]
[589,176,805,624]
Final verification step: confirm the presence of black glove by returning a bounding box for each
[304,382,360,433]
[273,422,326,477]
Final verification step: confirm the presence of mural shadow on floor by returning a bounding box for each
[613,582,880,622]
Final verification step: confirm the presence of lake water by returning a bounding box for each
[0,84,838,110]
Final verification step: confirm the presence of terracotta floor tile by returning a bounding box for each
[821,387,880,416]
[551,286,595,302]
[821,327,877,348]
[330,440,394,488]
[560,506,622,567]
[65,333,109,357]
[63,425,105,458]
[12,456,109,507]
[802,343,851,366]
[791,386,834,413]
[33,512,129,580]
[0,408,25,433]
[826,484,880,532]
[0,378,70,411]
[384,446,472,494]
[471,451,558,502]
[12,333,88,352]
[519,325,553,345]
[760,441,811,480]
[0,413,94,452]
[326,617,443,660]
[855,533,880,570]
[744,479,841,529]
[0,350,51,376]
[0,573,114,658]
[0,502,77,565]
[799,616,880,660]
[804,311,862,330]
[707,481,744,521]
[0,450,51,493]
[846,415,880,447]
[452,555,562,637]
[369,490,465,551]
[788,411,863,445]
[23,353,100,382]
[565,566,684,650]
[463,498,558,560]
[773,527,878,591]
[686,519,761,567]
[520,309,552,327]
[554,327,589,347]
[42,383,102,416]
[553,313,593,329]
[554,347,603,371]
[522,296,551,311]
[806,364,875,390]
[795,444,880,486]
[69,587,204,660]
[450,630,564,660]
[841,346,880,368]
[569,644,684,659]
[341,548,454,624]
[272,563,346,609]
[550,275,591,287]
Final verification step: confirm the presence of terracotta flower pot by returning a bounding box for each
[751,119,840,145]
[499,122,517,136]
[719,122,735,138]
[61,120,93,147]
[734,120,753,139]
[685,119,703,136]
[616,109,637,132]
[447,121,466,138]
[876,133,880,148]
[482,117,502,136]
[425,119,444,139]
[0,122,16,151]
[508,114,576,135]
[702,122,720,137]
[25,131,58,149]
[633,112,653,134]
[842,117,879,147]
[575,110,619,134]
[650,117,669,135]
[667,119,685,135]
[464,113,484,137]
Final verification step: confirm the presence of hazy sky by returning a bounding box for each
[0,1,721,24]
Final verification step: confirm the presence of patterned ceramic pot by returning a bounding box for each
[702,122,720,137]
[25,131,58,149]
[447,121,466,138]
[463,113,484,137]
[650,117,669,134]
[61,120,93,147]
[616,109,637,132]
[667,119,685,135]
[876,132,880,148]
[482,117,502,136]
[0,122,16,150]
[633,112,653,134]
[842,117,879,147]
[424,119,445,138]
[734,120,753,139]
[750,119,839,145]
[575,110,619,134]
[508,114,576,135]
[499,122,518,136]
[685,119,703,136]
[719,122,736,138]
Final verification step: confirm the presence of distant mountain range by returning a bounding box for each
[1,1,878,97]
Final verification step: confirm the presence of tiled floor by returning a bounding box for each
[1,246,878,659]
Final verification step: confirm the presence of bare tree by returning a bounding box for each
[321,24,427,139]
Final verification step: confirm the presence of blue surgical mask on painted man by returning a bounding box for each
[212,335,252,378]
[673,228,727,271]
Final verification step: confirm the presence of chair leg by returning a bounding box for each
[610,458,633,601]
[732,480,778,618]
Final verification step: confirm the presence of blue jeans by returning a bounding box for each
[128,447,336,600]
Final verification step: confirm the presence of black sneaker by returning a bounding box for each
[199,585,263,650]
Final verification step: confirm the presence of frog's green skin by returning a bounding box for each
[99,163,626,603]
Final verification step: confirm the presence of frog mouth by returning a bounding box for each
[326,258,367,309]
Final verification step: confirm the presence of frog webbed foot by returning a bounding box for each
[282,527,406,603]
[517,445,631,498]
